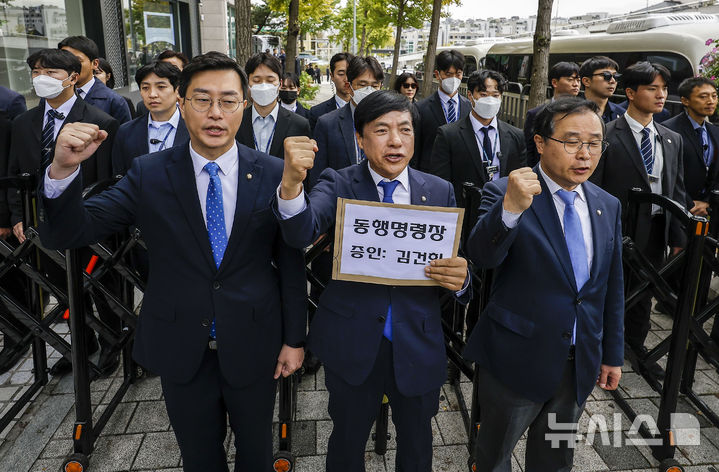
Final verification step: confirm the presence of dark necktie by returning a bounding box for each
[640,127,654,175]
[696,127,711,167]
[377,180,400,341]
[446,97,457,123]
[205,162,227,339]
[41,109,65,167]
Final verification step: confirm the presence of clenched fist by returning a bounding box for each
[280,136,318,200]
[503,167,541,214]
[49,123,108,180]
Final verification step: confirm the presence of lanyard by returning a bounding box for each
[253,117,278,154]
[149,124,174,151]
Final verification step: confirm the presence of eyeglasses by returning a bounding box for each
[544,136,609,156]
[402,83,417,89]
[186,94,243,113]
[592,72,620,82]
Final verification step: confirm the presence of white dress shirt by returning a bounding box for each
[470,114,501,180]
[43,94,77,140]
[252,103,280,154]
[437,88,458,123]
[148,107,180,152]
[76,77,96,99]
[624,112,664,214]
[280,101,297,113]
[335,95,347,109]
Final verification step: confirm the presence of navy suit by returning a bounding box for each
[309,95,339,132]
[294,102,311,120]
[413,91,472,171]
[273,160,468,471]
[309,103,357,186]
[39,142,307,471]
[0,86,27,120]
[82,79,132,124]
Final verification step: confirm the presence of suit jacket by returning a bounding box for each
[236,105,311,160]
[601,101,625,124]
[662,112,719,206]
[309,103,357,187]
[272,160,468,396]
[413,91,472,172]
[294,102,311,120]
[431,115,527,206]
[523,103,545,167]
[111,113,190,175]
[589,115,687,249]
[38,142,307,388]
[83,79,132,124]
[0,86,27,120]
[7,98,118,225]
[309,95,339,132]
[463,173,624,404]
[0,113,11,226]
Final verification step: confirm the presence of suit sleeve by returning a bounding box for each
[97,117,119,180]
[111,125,126,176]
[8,94,27,120]
[429,126,452,181]
[111,94,132,124]
[602,200,624,367]
[669,135,688,248]
[272,224,308,347]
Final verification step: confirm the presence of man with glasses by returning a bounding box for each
[579,56,626,124]
[36,52,307,471]
[464,97,624,471]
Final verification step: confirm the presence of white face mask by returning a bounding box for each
[473,95,502,120]
[441,77,461,95]
[350,85,377,105]
[33,74,72,99]
[250,83,279,107]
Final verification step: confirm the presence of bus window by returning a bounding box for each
[464,56,478,79]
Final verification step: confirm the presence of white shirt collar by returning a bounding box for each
[77,76,96,97]
[148,106,180,129]
[190,141,239,177]
[437,88,456,105]
[624,112,656,136]
[335,95,347,108]
[280,101,297,112]
[44,94,77,119]
[252,102,279,123]
[538,161,587,203]
[470,114,498,135]
[367,163,410,195]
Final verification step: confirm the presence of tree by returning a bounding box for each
[527,0,554,110]
[420,0,443,99]
[330,0,393,54]
[286,0,299,73]
[387,0,433,89]
[252,1,285,35]
[235,0,252,66]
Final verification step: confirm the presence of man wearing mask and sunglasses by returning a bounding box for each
[430,70,527,207]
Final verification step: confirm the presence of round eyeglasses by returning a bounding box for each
[186,94,243,113]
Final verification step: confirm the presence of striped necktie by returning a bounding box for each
[446,97,457,123]
[41,109,65,167]
[640,127,654,175]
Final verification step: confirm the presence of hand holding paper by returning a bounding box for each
[425,257,468,291]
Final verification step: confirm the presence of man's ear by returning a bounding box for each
[534,134,545,156]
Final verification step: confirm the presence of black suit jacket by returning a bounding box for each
[111,113,190,175]
[309,95,339,133]
[236,105,311,160]
[0,113,11,226]
[0,86,27,120]
[590,115,687,249]
[431,115,527,206]
[83,79,132,124]
[662,112,719,206]
[7,98,118,225]
[413,91,471,171]
[294,102,311,120]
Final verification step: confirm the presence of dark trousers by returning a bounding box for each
[625,214,667,349]
[474,360,583,472]
[161,347,277,472]
[324,338,440,472]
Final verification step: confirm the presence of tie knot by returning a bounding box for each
[378,180,400,199]
[204,162,220,177]
[482,126,493,136]
[557,189,578,206]
[641,127,651,139]
[47,109,65,120]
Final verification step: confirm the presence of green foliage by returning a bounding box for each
[252,1,285,34]
[266,0,336,35]
[330,0,393,52]
[298,71,319,108]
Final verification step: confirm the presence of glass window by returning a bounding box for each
[122,0,180,82]
[228,5,236,59]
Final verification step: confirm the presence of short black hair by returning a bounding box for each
[533,97,604,140]
[354,90,419,137]
[96,58,115,89]
[467,70,507,94]
[621,62,671,93]
[179,51,249,99]
[245,52,282,78]
[435,50,465,73]
[58,35,99,61]
[579,56,619,79]
[135,61,181,89]
[677,76,717,99]
[27,49,81,75]
[281,72,300,88]
[549,62,579,82]
[346,56,384,84]
[393,72,418,93]
[157,49,189,67]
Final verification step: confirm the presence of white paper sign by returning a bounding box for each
[332,198,464,286]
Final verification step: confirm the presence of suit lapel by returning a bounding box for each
[270,107,290,157]
[175,117,190,145]
[458,95,471,118]
[236,107,255,149]
[351,160,380,201]
[409,168,431,205]
[497,121,512,176]
[679,114,704,164]
[655,123,677,192]
[582,183,607,286]
[135,118,149,156]
[429,93,446,126]
[615,116,651,187]
[458,117,486,181]
[338,104,356,167]
[30,103,44,144]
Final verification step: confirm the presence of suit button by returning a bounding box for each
[213,281,221,290]
[562,332,571,339]
[575,298,582,305]
[378,315,386,323]
[201,319,210,327]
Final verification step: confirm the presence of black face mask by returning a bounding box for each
[279,90,298,104]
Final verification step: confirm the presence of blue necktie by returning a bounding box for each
[640,127,654,175]
[205,162,228,339]
[557,190,589,291]
[377,180,401,341]
[696,127,711,167]
[41,109,65,167]
[446,97,457,123]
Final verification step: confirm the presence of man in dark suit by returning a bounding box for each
[236,53,311,160]
[0,86,27,120]
[59,35,132,124]
[135,50,189,117]
[275,90,469,472]
[38,52,307,472]
[413,49,471,171]
[524,61,580,166]
[309,52,353,132]
[579,56,625,125]
[278,72,310,120]
[590,62,687,377]
[112,61,189,175]
[431,70,527,205]
[464,98,624,470]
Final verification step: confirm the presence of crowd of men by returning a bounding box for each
[0,36,717,471]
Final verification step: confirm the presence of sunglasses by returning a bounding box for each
[592,72,620,82]
[402,83,417,89]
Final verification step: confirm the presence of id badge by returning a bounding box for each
[486,165,499,179]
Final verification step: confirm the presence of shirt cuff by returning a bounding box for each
[501,208,522,228]
[455,268,471,297]
[44,165,80,199]
[276,184,307,219]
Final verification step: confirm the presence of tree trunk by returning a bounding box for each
[235,0,252,66]
[359,6,369,56]
[421,0,442,99]
[389,0,406,90]
[285,0,300,73]
[527,0,554,110]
